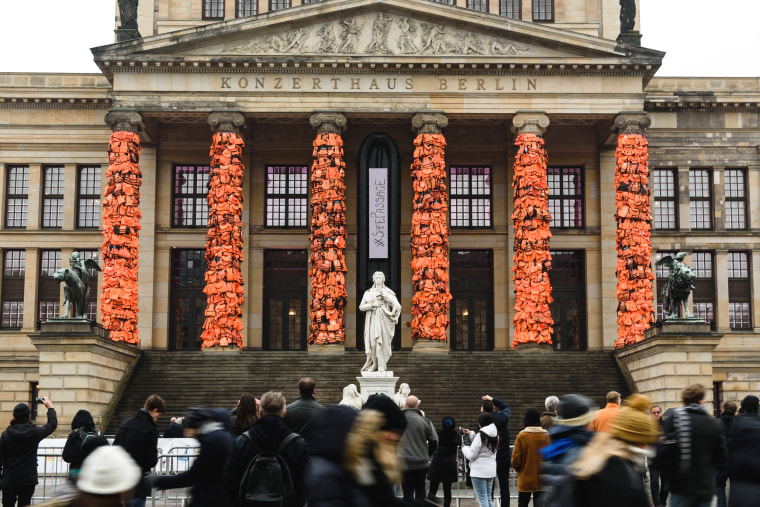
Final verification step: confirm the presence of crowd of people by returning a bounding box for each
[1,381,760,506]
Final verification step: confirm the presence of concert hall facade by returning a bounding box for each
[0,0,759,420]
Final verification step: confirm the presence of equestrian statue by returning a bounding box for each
[53,252,101,319]
[655,252,696,320]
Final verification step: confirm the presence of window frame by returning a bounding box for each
[262,249,308,351]
[692,251,716,329]
[449,166,493,229]
[77,166,101,229]
[466,0,489,12]
[532,0,554,21]
[202,0,225,20]
[449,249,494,351]
[727,251,752,330]
[5,165,29,229]
[38,250,61,326]
[265,165,308,229]
[171,164,211,229]
[236,0,257,16]
[41,166,65,229]
[653,167,678,231]
[724,168,748,230]
[500,0,521,18]
[547,166,584,230]
[689,168,713,230]
[269,0,291,11]
[1,250,26,329]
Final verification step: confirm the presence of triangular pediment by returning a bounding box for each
[93,0,662,71]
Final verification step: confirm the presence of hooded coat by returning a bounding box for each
[0,407,58,487]
[61,410,107,473]
[462,423,498,478]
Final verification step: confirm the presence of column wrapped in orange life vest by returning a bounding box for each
[308,132,347,345]
[201,131,245,349]
[511,133,553,348]
[101,130,141,344]
[614,133,654,348]
[410,133,451,341]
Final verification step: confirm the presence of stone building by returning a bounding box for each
[0,0,758,424]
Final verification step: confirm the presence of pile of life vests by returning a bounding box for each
[308,133,347,345]
[410,133,451,342]
[201,132,245,349]
[511,133,554,348]
[614,133,654,348]
[101,131,142,345]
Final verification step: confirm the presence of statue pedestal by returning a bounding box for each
[115,28,141,42]
[615,320,722,412]
[516,342,552,352]
[357,371,399,401]
[29,319,141,431]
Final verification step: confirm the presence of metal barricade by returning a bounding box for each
[150,446,201,507]
[32,449,72,504]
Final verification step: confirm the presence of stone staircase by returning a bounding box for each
[106,350,631,439]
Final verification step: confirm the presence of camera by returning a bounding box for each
[35,397,45,404]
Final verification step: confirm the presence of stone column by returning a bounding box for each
[613,112,654,348]
[511,111,553,350]
[410,112,450,351]
[203,111,246,350]
[102,110,143,345]
[308,112,348,350]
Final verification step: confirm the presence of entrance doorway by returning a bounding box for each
[169,249,207,350]
[263,249,308,350]
[450,249,494,350]
[549,250,587,350]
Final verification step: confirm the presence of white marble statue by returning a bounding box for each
[393,383,411,409]
[339,384,363,410]
[359,271,402,373]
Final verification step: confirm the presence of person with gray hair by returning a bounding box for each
[541,395,559,430]
[223,392,310,506]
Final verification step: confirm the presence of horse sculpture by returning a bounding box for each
[655,252,696,320]
[53,254,101,319]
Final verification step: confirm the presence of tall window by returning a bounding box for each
[169,249,207,350]
[431,0,455,4]
[692,251,716,328]
[689,169,712,230]
[38,250,61,325]
[450,166,492,228]
[77,166,101,229]
[172,165,210,228]
[5,166,29,228]
[728,251,751,329]
[236,0,257,16]
[450,250,493,351]
[269,0,291,11]
[500,0,521,18]
[547,166,583,229]
[655,250,675,321]
[549,250,587,350]
[467,0,488,12]
[79,250,100,320]
[203,0,224,19]
[532,0,554,21]
[1,250,25,328]
[42,166,64,228]
[266,165,308,228]
[653,168,678,230]
[725,168,747,230]
[263,250,308,350]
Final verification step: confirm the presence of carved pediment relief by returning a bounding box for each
[198,13,549,57]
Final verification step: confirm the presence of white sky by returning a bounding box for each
[0,0,758,77]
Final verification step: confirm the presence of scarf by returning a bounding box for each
[673,403,706,475]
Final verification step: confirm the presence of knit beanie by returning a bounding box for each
[363,393,407,431]
[740,395,760,415]
[610,394,660,444]
[13,403,30,421]
[524,408,542,427]
[442,416,456,429]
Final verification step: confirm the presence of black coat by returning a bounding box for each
[163,422,183,438]
[62,410,108,473]
[223,415,309,506]
[575,456,649,507]
[491,397,511,465]
[114,408,159,498]
[284,396,325,445]
[661,406,727,499]
[428,427,462,484]
[0,408,57,487]
[727,413,760,485]
[154,425,234,507]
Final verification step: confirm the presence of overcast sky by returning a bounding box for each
[0,0,758,77]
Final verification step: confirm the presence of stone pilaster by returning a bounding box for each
[308,112,347,349]
[62,164,77,230]
[715,250,730,332]
[511,111,553,350]
[26,164,42,230]
[410,112,450,350]
[21,248,39,332]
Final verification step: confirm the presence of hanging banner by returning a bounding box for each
[369,167,388,259]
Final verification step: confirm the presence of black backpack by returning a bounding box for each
[238,432,300,507]
[541,471,579,507]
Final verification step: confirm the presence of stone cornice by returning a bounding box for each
[0,97,111,109]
